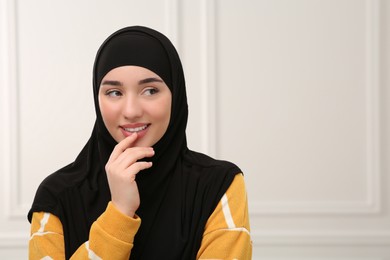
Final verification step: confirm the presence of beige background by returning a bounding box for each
[1,0,390,258]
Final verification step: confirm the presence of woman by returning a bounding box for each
[28,26,251,259]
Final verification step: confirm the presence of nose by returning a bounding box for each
[123,95,143,120]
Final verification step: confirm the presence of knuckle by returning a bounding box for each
[105,163,116,174]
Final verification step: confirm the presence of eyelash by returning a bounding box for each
[105,90,122,97]
[143,88,159,96]
[104,87,159,97]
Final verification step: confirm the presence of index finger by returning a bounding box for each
[108,133,138,162]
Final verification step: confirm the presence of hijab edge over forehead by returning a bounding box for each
[94,31,173,89]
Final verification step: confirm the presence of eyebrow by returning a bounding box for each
[101,77,163,86]
[101,80,123,86]
[138,77,164,85]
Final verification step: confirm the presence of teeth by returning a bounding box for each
[124,125,148,132]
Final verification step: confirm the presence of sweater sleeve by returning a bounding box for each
[197,173,252,259]
[29,202,141,260]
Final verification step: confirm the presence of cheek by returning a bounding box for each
[99,98,119,126]
[156,97,171,125]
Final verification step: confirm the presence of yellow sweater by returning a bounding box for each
[29,174,251,259]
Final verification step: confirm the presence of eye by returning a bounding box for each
[143,88,159,96]
[105,90,122,97]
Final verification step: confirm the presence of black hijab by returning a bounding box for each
[28,26,240,260]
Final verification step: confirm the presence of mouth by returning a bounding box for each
[120,124,151,137]
[123,124,149,133]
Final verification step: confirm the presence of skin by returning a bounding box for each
[98,65,172,217]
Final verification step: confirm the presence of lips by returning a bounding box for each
[123,124,149,133]
[120,123,150,138]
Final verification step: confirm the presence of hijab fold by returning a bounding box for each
[28,26,240,260]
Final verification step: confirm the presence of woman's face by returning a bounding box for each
[98,65,172,147]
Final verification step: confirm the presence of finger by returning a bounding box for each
[116,147,154,169]
[107,133,138,163]
[127,161,153,176]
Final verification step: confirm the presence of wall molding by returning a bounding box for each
[200,0,218,157]
[2,0,183,220]
[0,233,28,248]
[206,0,382,215]
[249,200,380,216]
[1,0,27,219]
[0,0,388,257]
[164,0,180,49]
[1,230,390,248]
[252,230,390,247]
[0,0,184,250]
[1,0,384,218]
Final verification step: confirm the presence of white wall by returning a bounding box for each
[1,0,390,259]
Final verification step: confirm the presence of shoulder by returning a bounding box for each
[181,149,243,200]
[206,173,249,232]
[38,162,81,195]
[28,162,81,221]
[226,173,246,195]
[224,174,248,217]
[183,149,241,174]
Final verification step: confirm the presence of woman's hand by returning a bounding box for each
[105,133,154,217]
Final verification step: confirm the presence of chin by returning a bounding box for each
[134,139,150,147]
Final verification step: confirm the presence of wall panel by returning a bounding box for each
[1,0,390,258]
[205,0,389,258]
[0,0,180,256]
